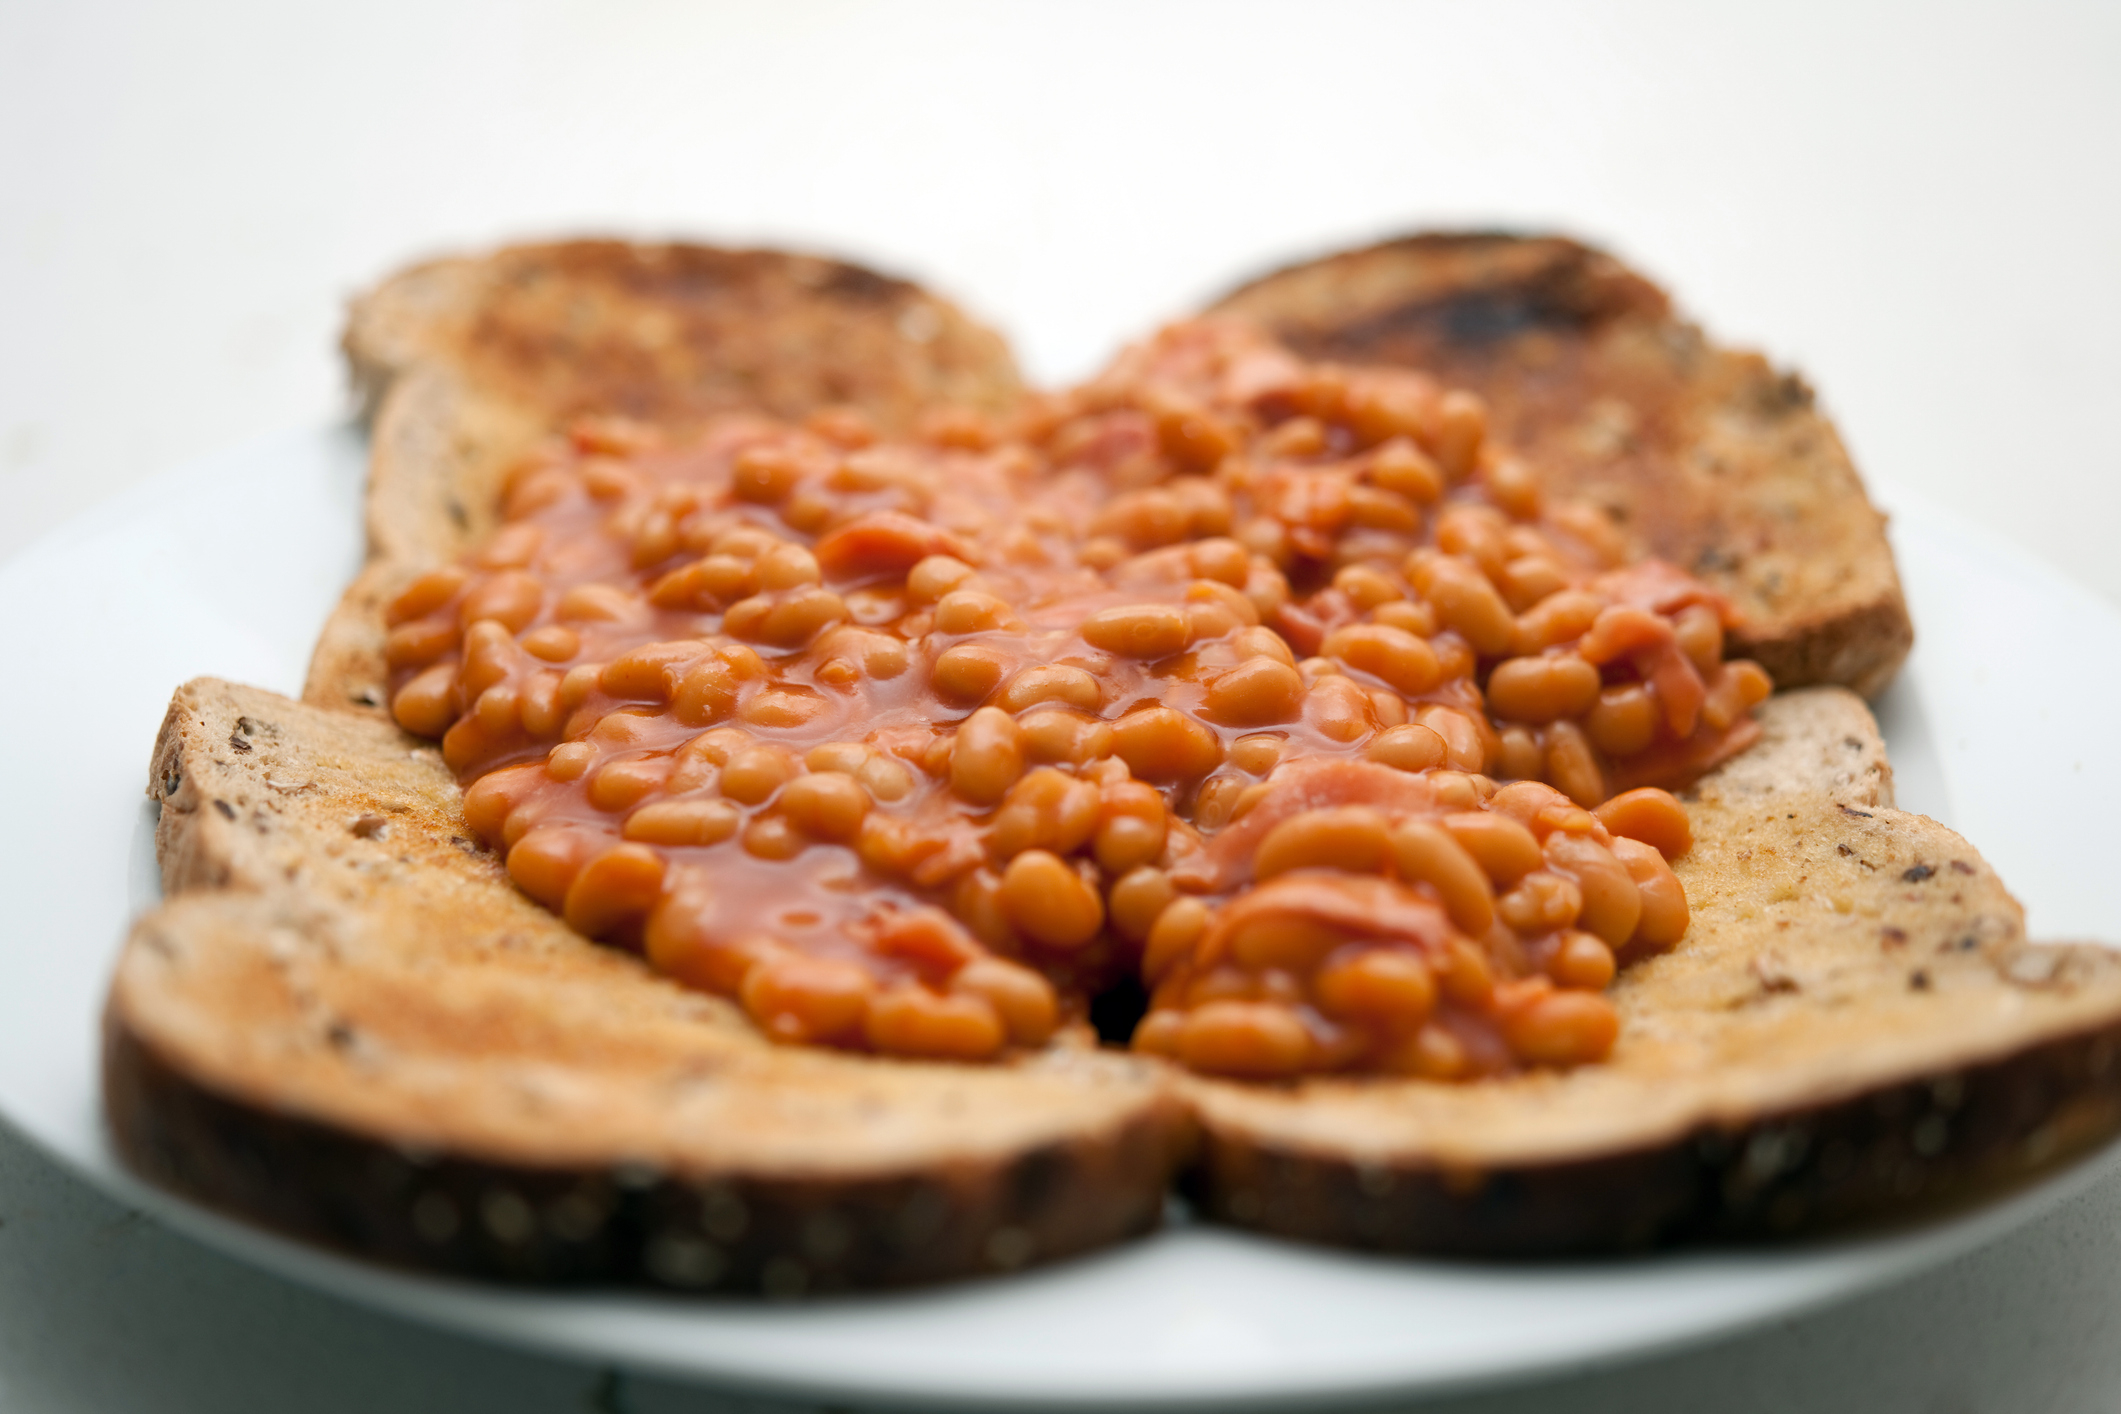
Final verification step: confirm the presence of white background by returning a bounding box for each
[3,2,2120,1409]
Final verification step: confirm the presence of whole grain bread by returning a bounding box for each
[1209,232,1914,697]
[109,679,1186,1291]
[1183,688,2121,1252]
[309,241,1025,716]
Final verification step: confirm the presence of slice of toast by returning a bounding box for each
[1209,233,1914,697]
[1183,687,2121,1252]
[309,240,1025,716]
[108,678,1186,1291]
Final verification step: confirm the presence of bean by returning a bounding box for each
[1548,930,1617,990]
[1143,895,1209,984]
[742,813,806,860]
[461,763,544,844]
[1109,707,1223,781]
[587,755,669,812]
[1544,720,1606,808]
[1108,867,1176,942]
[1178,1001,1312,1078]
[721,746,796,804]
[1499,986,1618,1067]
[624,798,741,847]
[864,984,1005,1061]
[1095,781,1169,874]
[1321,623,1441,696]
[561,842,666,939]
[1416,706,1487,772]
[1203,658,1304,726]
[556,582,645,624]
[906,554,978,603]
[1000,849,1104,949]
[741,954,872,1043]
[386,566,470,626]
[1189,537,1251,586]
[952,707,1025,805]
[1444,811,1543,887]
[1594,787,1693,858]
[1304,675,1376,744]
[1019,707,1112,767]
[385,618,459,670]
[1586,683,1658,757]
[1513,588,1605,655]
[1499,869,1584,934]
[1367,438,1444,504]
[1315,948,1436,1028]
[1254,807,1393,881]
[1229,733,1284,775]
[1486,655,1601,723]
[951,959,1059,1045]
[988,767,1100,858]
[1496,725,1543,783]
[1333,564,1404,610]
[1421,557,1514,656]
[1081,603,1190,659]
[932,643,1011,705]
[1227,911,1345,972]
[1542,833,1640,946]
[1389,821,1496,935]
[672,656,739,726]
[459,571,544,632]
[545,740,595,782]
[521,624,580,663]
[1231,624,1297,666]
[740,685,828,729]
[997,665,1103,714]
[1612,837,1689,952]
[934,588,1015,634]
[393,663,460,737]
[780,771,870,841]
[1429,389,1488,479]
[732,446,804,503]
[1366,722,1448,773]
[1672,603,1724,675]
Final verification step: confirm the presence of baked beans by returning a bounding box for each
[388,320,1763,1076]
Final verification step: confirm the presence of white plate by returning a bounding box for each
[2,427,2118,1410]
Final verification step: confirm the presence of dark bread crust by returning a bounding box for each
[106,1015,1176,1293]
[110,679,1187,1291]
[310,240,1025,716]
[1209,232,1914,697]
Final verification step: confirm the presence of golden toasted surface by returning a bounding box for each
[1211,233,1914,697]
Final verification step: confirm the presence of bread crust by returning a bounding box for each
[309,240,1025,717]
[1208,232,1915,698]
[109,679,1187,1290]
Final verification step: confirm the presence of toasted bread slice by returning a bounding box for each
[308,240,1025,716]
[107,678,1186,1291]
[1183,687,2121,1253]
[1209,233,1914,697]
